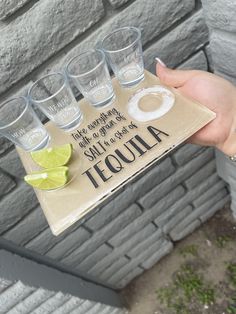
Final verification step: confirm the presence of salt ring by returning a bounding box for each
[127,85,175,122]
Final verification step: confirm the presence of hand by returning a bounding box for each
[156,62,236,156]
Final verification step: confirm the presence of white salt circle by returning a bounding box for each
[127,85,175,122]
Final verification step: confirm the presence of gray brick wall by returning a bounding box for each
[0,0,229,301]
[201,0,236,218]
[202,0,236,84]
[0,280,123,314]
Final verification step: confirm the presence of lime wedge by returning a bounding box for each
[24,166,69,190]
[31,144,73,168]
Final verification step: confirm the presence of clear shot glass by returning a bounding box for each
[101,27,144,88]
[0,97,50,152]
[66,49,115,108]
[28,72,83,131]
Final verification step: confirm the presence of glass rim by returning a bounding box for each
[28,72,66,104]
[0,96,29,130]
[101,26,141,54]
[65,49,106,79]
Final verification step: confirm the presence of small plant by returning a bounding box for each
[216,235,232,248]
[227,263,236,287]
[179,245,198,257]
[156,264,216,314]
[174,265,215,305]
[157,287,189,314]
[227,297,236,314]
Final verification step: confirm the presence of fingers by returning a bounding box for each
[156,62,200,88]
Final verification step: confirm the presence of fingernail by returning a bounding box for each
[155,57,166,67]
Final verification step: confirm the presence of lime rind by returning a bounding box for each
[30,143,73,168]
[24,166,69,190]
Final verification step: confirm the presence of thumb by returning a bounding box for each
[156,62,199,88]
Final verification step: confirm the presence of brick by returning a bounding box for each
[116,267,144,289]
[99,257,129,282]
[3,205,47,245]
[61,204,142,266]
[127,157,175,198]
[144,10,209,71]
[224,158,236,182]
[0,138,13,155]
[0,149,26,178]
[25,228,59,255]
[79,244,113,271]
[215,149,230,182]
[170,188,228,240]
[157,173,221,231]
[45,0,194,76]
[210,31,236,78]
[0,0,104,94]
[88,224,157,276]
[50,298,84,314]
[202,0,236,32]
[109,309,124,314]
[108,0,131,8]
[85,188,135,232]
[162,205,193,234]
[0,281,35,313]
[32,292,69,314]
[205,45,214,72]
[107,239,172,286]
[0,278,12,293]
[85,303,105,314]
[127,231,164,258]
[108,215,158,247]
[0,170,16,197]
[111,186,184,247]
[172,144,204,166]
[141,241,173,270]
[26,225,90,257]
[0,182,38,234]
[140,149,213,208]
[200,195,230,222]
[139,178,185,209]
[178,51,208,71]
[45,227,91,260]
[70,300,94,314]
[193,181,226,208]
[7,288,55,314]
[170,220,201,241]
[0,0,31,20]
[85,157,175,231]
[185,159,216,189]
[189,188,228,222]
[99,306,123,314]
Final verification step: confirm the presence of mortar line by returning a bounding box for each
[143,6,203,52]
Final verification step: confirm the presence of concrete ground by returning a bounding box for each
[121,204,236,314]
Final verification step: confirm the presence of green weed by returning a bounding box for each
[216,235,232,248]
[227,263,236,287]
[156,264,215,314]
[179,245,198,257]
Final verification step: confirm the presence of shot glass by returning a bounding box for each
[0,97,50,152]
[66,49,115,108]
[101,27,144,88]
[28,72,82,131]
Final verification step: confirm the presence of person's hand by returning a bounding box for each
[156,62,236,156]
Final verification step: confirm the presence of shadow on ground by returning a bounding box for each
[121,204,236,314]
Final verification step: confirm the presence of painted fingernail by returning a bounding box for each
[155,57,166,67]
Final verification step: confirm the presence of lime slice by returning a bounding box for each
[31,144,73,168]
[24,166,69,190]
